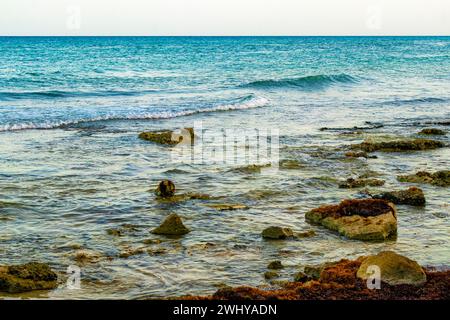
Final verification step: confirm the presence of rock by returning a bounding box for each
[73,249,103,264]
[155,180,176,197]
[147,248,167,256]
[106,228,122,236]
[295,230,316,238]
[0,262,58,293]
[264,271,279,280]
[229,163,271,174]
[267,261,284,270]
[373,187,426,206]
[339,178,385,188]
[279,159,304,169]
[139,127,194,145]
[357,251,426,286]
[119,248,146,259]
[345,151,370,158]
[293,272,310,282]
[303,263,335,280]
[151,213,190,236]
[305,199,397,241]
[352,139,445,152]
[207,203,248,211]
[262,226,294,240]
[418,128,445,135]
[397,170,450,187]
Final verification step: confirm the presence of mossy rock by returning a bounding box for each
[267,260,284,270]
[151,213,190,236]
[305,199,397,241]
[357,251,426,286]
[262,226,294,240]
[139,127,194,145]
[0,262,58,293]
[339,178,385,188]
[373,187,426,206]
[352,139,445,152]
[418,128,445,135]
[295,230,316,238]
[264,271,279,280]
[397,170,450,187]
[293,271,310,282]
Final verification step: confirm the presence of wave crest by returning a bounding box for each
[241,74,358,90]
[0,96,269,132]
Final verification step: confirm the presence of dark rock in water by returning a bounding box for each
[357,251,426,286]
[305,199,397,241]
[207,203,248,211]
[373,187,426,206]
[339,178,385,189]
[352,139,445,152]
[0,262,58,293]
[279,159,304,169]
[418,128,446,135]
[139,127,194,145]
[320,124,383,132]
[295,230,316,238]
[264,271,279,280]
[293,271,310,282]
[397,170,450,187]
[106,228,122,236]
[228,163,271,174]
[151,213,190,236]
[262,226,294,240]
[267,260,284,270]
[155,180,176,197]
[345,151,370,158]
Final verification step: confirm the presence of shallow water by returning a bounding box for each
[0,37,449,299]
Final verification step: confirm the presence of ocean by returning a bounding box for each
[0,36,449,298]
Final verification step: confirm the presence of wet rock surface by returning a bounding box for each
[352,139,445,152]
[267,261,284,270]
[397,170,450,187]
[305,199,397,241]
[151,213,190,236]
[373,187,426,206]
[0,262,58,293]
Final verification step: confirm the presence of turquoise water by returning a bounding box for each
[0,37,449,299]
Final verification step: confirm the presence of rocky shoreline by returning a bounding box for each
[1,126,448,299]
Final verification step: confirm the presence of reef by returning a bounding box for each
[338,178,385,188]
[397,170,450,187]
[352,139,445,152]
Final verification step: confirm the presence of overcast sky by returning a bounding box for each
[1,0,449,36]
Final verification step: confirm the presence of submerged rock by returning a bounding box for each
[151,213,190,236]
[155,180,176,197]
[0,262,58,293]
[139,127,194,145]
[339,178,385,188]
[397,170,450,187]
[295,230,316,238]
[357,251,426,286]
[344,151,374,159]
[229,163,271,174]
[264,271,279,280]
[262,226,294,240]
[279,159,304,169]
[352,139,445,152]
[373,187,426,206]
[418,128,446,135]
[207,203,248,211]
[305,199,397,241]
[267,260,284,270]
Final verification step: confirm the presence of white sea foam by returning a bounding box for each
[0,96,269,132]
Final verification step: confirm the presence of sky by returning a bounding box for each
[0,0,449,36]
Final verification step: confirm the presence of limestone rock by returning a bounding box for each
[305,199,397,241]
[339,178,385,188]
[352,139,444,152]
[357,251,426,286]
[397,170,450,187]
[0,262,58,293]
[373,187,426,206]
[262,226,294,240]
[151,213,190,236]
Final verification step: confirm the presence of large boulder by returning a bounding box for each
[357,251,426,286]
[373,187,426,206]
[0,262,58,293]
[139,128,194,145]
[151,213,190,236]
[397,170,450,187]
[305,199,397,241]
[262,226,294,239]
[352,139,444,152]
